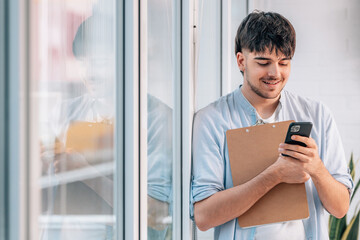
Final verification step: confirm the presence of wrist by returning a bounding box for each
[263,165,282,187]
[309,160,327,181]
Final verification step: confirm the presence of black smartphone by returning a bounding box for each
[282,122,313,156]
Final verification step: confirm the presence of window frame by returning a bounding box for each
[0,0,6,238]
[124,0,140,239]
[181,0,195,239]
[4,0,30,239]
[115,0,125,239]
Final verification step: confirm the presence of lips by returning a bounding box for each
[262,80,281,85]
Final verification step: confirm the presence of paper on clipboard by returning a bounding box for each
[226,120,309,228]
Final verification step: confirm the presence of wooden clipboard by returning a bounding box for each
[226,120,309,228]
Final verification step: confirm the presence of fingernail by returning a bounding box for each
[279,143,285,147]
[278,148,283,152]
[291,135,296,140]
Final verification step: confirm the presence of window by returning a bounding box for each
[3,0,248,239]
[29,0,120,239]
[144,0,181,238]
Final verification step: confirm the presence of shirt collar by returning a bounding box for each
[235,85,256,116]
[235,84,285,119]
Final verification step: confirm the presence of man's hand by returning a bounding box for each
[147,196,169,231]
[41,144,89,175]
[277,135,350,218]
[271,155,310,184]
[278,135,323,177]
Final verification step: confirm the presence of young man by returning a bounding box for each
[190,11,353,239]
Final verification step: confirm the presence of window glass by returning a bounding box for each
[194,0,221,238]
[195,0,221,112]
[147,0,175,239]
[231,0,247,90]
[31,0,118,239]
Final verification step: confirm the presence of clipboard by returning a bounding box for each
[65,121,114,165]
[226,120,309,228]
[65,121,114,152]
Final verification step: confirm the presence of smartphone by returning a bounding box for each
[282,122,313,156]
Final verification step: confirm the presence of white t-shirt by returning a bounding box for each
[254,102,306,240]
[254,220,306,240]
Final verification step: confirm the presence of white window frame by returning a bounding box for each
[182,0,195,239]
[124,0,140,239]
[0,0,6,238]
[7,0,29,239]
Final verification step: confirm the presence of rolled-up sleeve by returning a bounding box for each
[322,105,354,195]
[190,109,225,220]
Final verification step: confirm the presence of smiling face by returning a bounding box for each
[83,54,115,99]
[73,15,115,99]
[237,48,291,101]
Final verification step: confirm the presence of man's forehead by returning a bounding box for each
[245,48,291,60]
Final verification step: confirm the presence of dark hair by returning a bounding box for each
[234,11,296,58]
[72,15,114,59]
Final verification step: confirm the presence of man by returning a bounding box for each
[190,11,353,239]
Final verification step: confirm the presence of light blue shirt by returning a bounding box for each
[147,94,173,204]
[190,86,353,240]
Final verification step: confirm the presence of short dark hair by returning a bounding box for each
[234,11,296,58]
[73,15,114,59]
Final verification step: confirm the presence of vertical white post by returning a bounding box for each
[247,0,253,14]
[221,0,232,96]
[182,0,195,239]
[172,0,182,238]
[18,0,29,239]
[124,0,140,239]
[6,0,31,239]
[139,0,148,239]
[27,1,42,238]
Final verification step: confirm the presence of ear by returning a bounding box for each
[236,52,245,72]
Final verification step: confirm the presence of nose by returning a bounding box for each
[268,63,281,79]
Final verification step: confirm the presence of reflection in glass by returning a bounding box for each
[147,95,173,239]
[147,0,174,239]
[35,0,117,239]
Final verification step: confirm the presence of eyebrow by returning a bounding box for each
[254,57,291,61]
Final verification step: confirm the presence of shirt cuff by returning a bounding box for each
[190,187,220,220]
